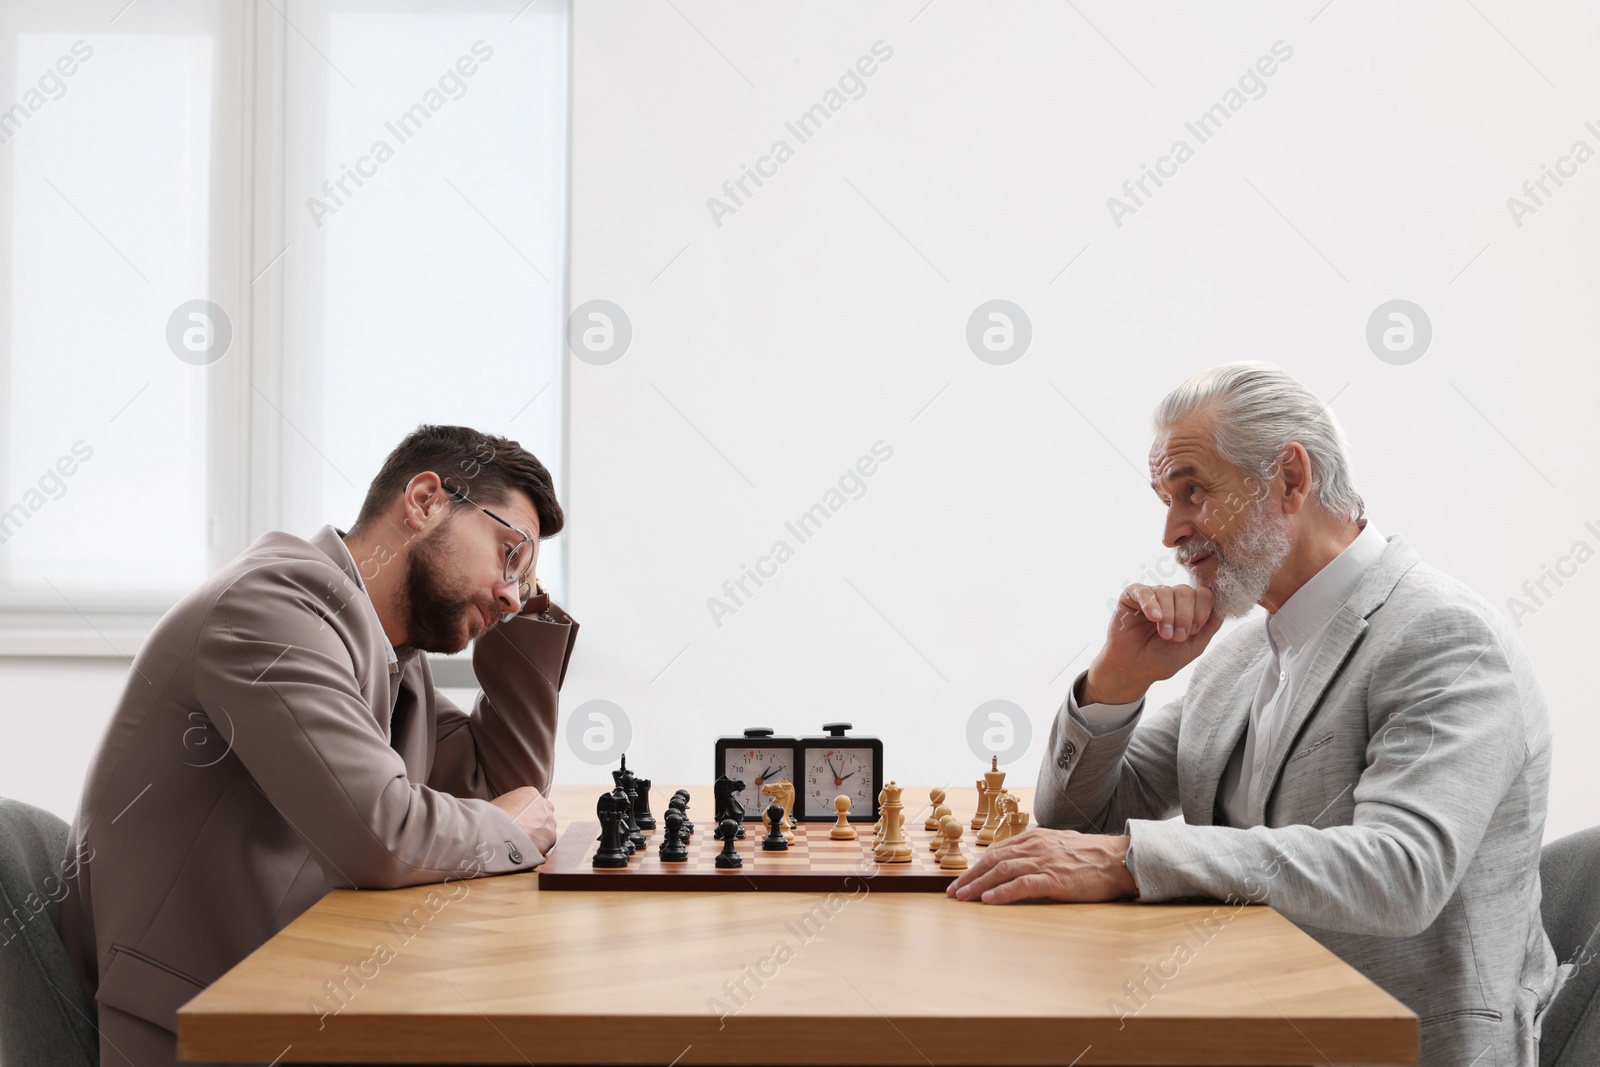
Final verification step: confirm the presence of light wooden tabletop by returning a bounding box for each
[178,784,1417,1065]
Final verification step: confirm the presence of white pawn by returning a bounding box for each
[939,816,968,871]
[928,804,952,851]
[830,795,857,840]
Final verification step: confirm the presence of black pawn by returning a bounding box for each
[593,793,629,869]
[669,792,693,836]
[761,801,789,851]
[634,777,656,830]
[714,817,743,869]
[659,809,689,863]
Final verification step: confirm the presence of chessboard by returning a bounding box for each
[539,820,965,892]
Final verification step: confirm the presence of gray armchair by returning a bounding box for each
[1540,825,1600,1067]
[0,798,98,1065]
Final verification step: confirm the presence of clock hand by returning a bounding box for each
[827,758,839,779]
[757,765,774,782]
[838,771,856,782]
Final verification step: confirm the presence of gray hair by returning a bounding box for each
[1152,362,1363,521]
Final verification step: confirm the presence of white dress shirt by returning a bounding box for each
[1071,520,1388,827]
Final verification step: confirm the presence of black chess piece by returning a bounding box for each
[659,808,689,863]
[714,775,747,839]
[613,756,647,849]
[633,777,656,830]
[714,817,743,869]
[611,781,645,853]
[593,792,629,868]
[669,791,693,836]
[761,801,789,851]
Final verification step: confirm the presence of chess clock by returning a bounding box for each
[798,723,883,822]
[714,728,799,821]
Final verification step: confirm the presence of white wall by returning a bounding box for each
[556,0,1600,842]
[4,1,1598,844]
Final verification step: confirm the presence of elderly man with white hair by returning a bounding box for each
[950,363,1562,1066]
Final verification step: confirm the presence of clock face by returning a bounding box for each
[802,746,876,818]
[721,747,797,803]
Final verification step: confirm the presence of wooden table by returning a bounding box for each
[178,785,1417,1065]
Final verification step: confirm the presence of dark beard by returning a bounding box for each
[400,519,487,654]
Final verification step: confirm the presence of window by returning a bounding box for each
[0,0,569,655]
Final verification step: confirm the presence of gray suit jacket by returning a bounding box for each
[1037,535,1560,1067]
[57,525,578,1064]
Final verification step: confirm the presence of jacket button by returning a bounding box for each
[1057,741,1076,768]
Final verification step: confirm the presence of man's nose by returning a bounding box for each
[1162,508,1191,549]
[491,577,522,616]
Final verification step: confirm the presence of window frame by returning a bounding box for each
[0,0,571,663]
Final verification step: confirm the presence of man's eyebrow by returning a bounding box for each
[1150,465,1197,492]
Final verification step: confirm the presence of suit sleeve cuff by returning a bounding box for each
[1124,818,1207,903]
[1067,672,1145,737]
[476,805,546,873]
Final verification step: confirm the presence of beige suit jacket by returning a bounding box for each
[57,524,578,1063]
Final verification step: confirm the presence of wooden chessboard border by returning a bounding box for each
[539,820,966,892]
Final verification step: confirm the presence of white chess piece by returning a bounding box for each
[878,781,912,864]
[939,816,968,871]
[929,804,952,852]
[926,787,947,831]
[830,795,857,840]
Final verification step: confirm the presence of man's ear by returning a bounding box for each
[1278,443,1313,515]
[402,471,448,532]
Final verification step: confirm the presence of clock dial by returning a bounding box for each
[802,747,875,818]
[722,746,796,815]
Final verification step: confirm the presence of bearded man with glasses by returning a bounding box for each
[58,424,579,1067]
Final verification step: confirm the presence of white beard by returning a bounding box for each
[1178,501,1292,618]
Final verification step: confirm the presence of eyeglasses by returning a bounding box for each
[443,485,537,607]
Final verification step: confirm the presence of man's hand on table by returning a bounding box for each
[946,829,1138,904]
[490,786,557,857]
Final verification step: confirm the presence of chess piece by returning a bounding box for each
[989,793,1015,843]
[977,756,1007,844]
[659,808,689,862]
[593,792,630,868]
[991,794,1029,843]
[926,787,947,830]
[714,775,748,838]
[928,804,952,851]
[760,798,795,846]
[830,795,857,839]
[877,781,912,864]
[669,790,693,835]
[939,816,969,870]
[872,786,891,860]
[1004,806,1030,841]
[760,780,797,844]
[761,801,790,851]
[613,755,649,836]
[633,777,656,830]
[971,780,989,831]
[613,782,644,852]
[714,817,743,868]
[978,790,1009,847]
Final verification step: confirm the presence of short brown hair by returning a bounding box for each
[352,425,564,538]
